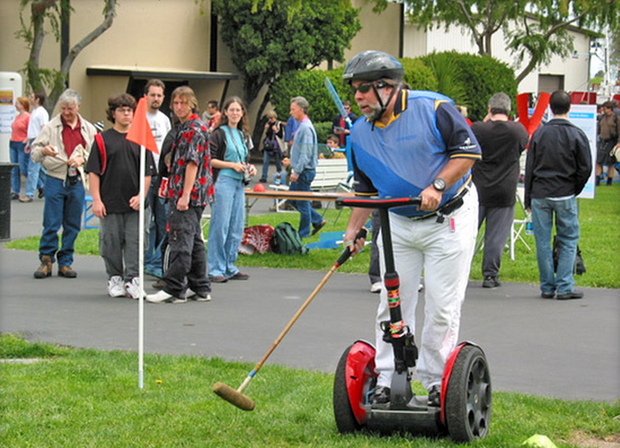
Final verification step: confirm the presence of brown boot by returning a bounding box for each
[34,255,53,279]
[58,265,78,278]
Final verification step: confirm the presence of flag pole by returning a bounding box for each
[139,143,146,389]
[126,96,158,390]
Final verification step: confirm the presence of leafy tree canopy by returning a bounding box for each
[212,0,360,143]
[372,0,619,85]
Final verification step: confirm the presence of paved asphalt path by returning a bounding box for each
[1,192,618,403]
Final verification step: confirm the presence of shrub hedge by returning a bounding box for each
[268,51,517,124]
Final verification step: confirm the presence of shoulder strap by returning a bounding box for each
[95,133,107,175]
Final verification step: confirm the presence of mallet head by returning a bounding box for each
[213,382,255,411]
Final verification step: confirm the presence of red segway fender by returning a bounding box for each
[440,341,476,426]
[344,340,377,425]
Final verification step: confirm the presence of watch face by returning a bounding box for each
[433,178,446,191]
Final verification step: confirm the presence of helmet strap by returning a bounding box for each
[370,82,398,129]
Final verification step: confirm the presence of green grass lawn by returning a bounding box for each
[1,334,618,448]
[6,183,619,288]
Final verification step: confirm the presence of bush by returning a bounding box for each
[401,57,438,91]
[270,68,353,124]
[269,52,517,124]
[314,121,333,143]
[422,52,517,121]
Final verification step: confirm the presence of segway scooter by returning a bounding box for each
[333,196,491,443]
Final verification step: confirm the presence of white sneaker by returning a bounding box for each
[146,290,186,304]
[370,282,382,293]
[108,276,125,297]
[186,288,212,302]
[125,278,144,299]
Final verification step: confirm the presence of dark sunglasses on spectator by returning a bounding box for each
[350,80,390,95]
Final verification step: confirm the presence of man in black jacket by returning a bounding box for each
[524,90,592,300]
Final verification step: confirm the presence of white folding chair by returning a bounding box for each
[509,186,531,260]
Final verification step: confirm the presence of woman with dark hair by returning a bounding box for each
[208,97,257,283]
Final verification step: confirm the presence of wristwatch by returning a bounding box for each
[432,178,446,192]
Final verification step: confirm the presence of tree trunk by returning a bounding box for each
[251,90,271,160]
[23,0,116,114]
[515,53,540,86]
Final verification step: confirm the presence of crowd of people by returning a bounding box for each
[10,49,604,409]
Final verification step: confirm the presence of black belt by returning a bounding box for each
[407,185,470,223]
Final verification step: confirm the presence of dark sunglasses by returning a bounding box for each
[349,80,390,95]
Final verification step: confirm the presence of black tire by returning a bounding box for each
[445,345,492,442]
[333,345,363,433]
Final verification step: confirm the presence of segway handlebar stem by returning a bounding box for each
[336,196,422,210]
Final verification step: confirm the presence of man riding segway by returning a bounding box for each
[341,50,482,409]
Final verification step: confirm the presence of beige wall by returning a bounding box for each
[403,18,591,95]
[0,0,217,121]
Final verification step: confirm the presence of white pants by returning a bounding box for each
[375,186,478,390]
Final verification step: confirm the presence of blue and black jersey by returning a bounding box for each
[350,89,481,218]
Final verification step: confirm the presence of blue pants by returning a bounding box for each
[208,175,245,278]
[145,177,168,271]
[24,138,45,199]
[288,169,323,238]
[262,150,282,180]
[9,140,28,195]
[39,176,85,267]
[531,197,579,295]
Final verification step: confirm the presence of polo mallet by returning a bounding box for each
[213,228,367,411]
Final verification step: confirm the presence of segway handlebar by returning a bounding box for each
[336,196,422,210]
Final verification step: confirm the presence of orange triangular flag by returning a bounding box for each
[126,97,159,153]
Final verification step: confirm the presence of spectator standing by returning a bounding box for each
[22,92,49,202]
[331,100,357,147]
[86,94,157,298]
[471,92,529,288]
[146,86,213,303]
[208,96,257,283]
[259,110,284,183]
[203,100,221,134]
[524,90,592,300]
[143,79,172,274]
[341,50,481,406]
[288,96,326,238]
[9,97,30,200]
[284,114,299,153]
[596,101,619,186]
[31,89,97,279]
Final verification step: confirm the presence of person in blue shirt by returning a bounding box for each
[287,96,326,238]
[342,51,482,407]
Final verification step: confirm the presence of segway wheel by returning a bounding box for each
[333,343,375,433]
[444,345,492,442]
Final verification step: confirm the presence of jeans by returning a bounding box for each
[531,197,580,295]
[25,138,45,199]
[9,140,28,195]
[145,177,168,270]
[164,206,210,298]
[288,169,324,238]
[261,150,282,180]
[39,176,85,267]
[208,175,245,278]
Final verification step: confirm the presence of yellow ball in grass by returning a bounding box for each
[522,435,557,448]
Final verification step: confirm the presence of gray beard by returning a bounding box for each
[362,103,383,121]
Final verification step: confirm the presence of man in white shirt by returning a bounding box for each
[144,79,172,277]
[22,91,50,202]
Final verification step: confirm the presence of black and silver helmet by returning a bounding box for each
[343,50,404,85]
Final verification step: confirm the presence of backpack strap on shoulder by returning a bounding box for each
[95,133,107,175]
